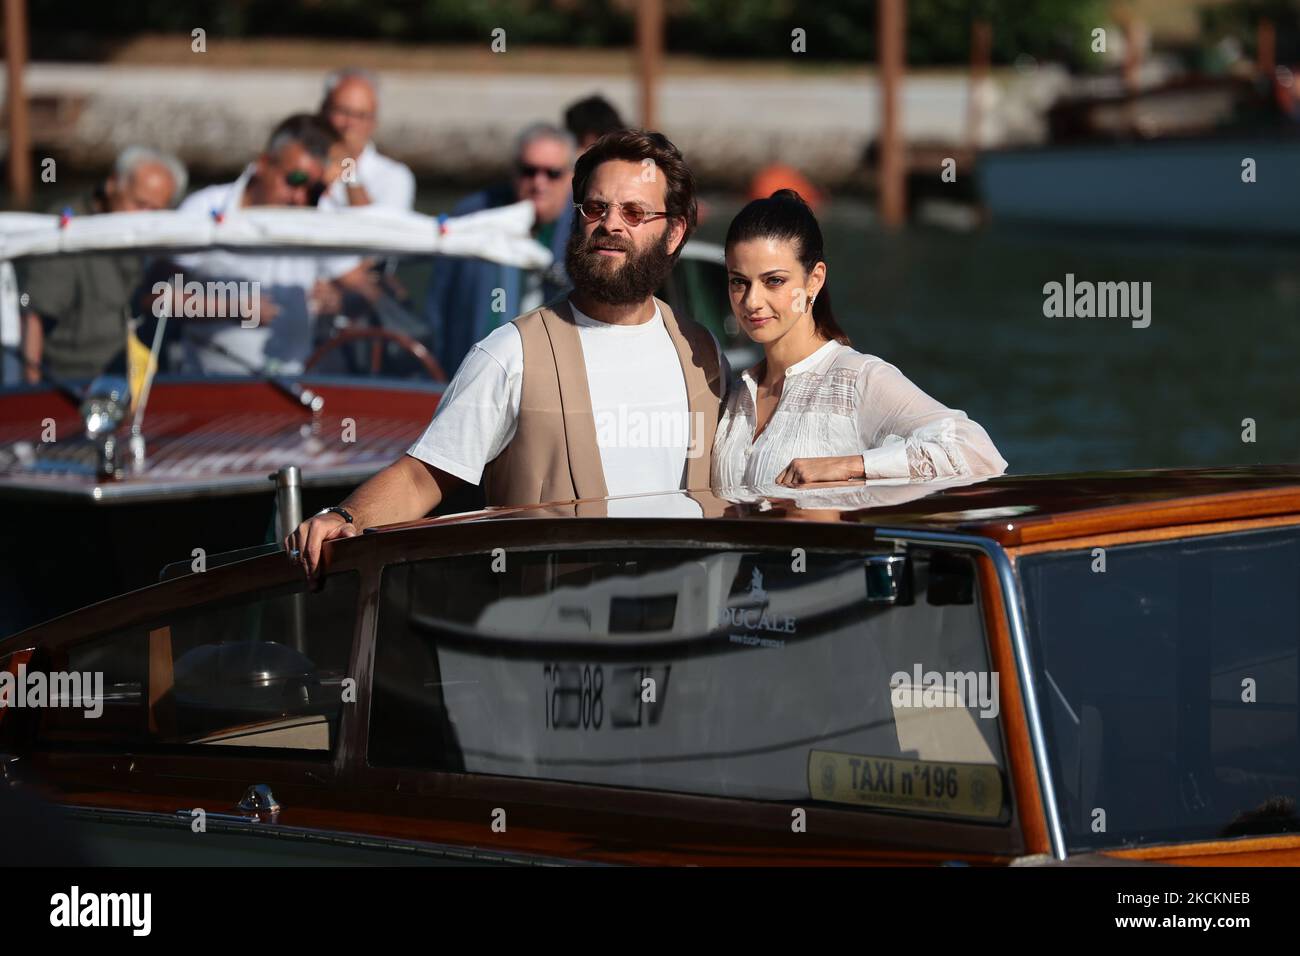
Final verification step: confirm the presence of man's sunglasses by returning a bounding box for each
[283,169,327,203]
[516,162,568,181]
[575,199,669,228]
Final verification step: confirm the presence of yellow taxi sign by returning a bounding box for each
[808,750,1004,820]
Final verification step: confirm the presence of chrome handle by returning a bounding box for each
[236,783,281,814]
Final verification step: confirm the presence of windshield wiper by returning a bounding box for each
[197,339,325,416]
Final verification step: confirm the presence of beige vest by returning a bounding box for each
[483,295,723,512]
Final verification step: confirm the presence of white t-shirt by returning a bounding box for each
[174,167,354,374]
[408,299,720,517]
[320,142,416,212]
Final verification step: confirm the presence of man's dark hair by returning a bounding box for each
[265,112,340,162]
[572,129,697,259]
[564,95,625,143]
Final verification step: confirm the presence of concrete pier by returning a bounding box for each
[6,61,1059,187]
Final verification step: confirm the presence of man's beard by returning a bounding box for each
[565,226,675,306]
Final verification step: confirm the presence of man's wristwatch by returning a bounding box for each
[316,505,355,525]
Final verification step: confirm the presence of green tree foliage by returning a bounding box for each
[905,0,1105,68]
[1201,0,1300,65]
[31,0,1109,66]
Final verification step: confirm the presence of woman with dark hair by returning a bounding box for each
[712,190,1007,489]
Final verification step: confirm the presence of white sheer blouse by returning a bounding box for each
[711,341,1008,490]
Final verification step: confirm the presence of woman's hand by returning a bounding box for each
[774,455,864,486]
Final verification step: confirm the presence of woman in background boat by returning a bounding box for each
[712,190,1007,489]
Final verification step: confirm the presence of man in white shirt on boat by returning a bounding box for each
[172,113,366,375]
[318,68,415,212]
[312,67,417,322]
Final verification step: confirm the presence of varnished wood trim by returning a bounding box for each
[985,486,1300,546]
[146,626,175,738]
[1105,833,1300,864]
[977,555,1050,855]
[1005,512,1300,559]
[0,647,34,736]
[40,783,1020,866]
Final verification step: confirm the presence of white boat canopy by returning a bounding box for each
[0,200,552,268]
[0,200,552,377]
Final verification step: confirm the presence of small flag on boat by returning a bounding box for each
[126,319,157,409]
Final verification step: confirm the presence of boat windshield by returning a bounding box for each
[28,572,360,756]
[370,543,1009,823]
[3,244,734,389]
[1020,525,1300,851]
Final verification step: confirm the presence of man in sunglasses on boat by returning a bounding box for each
[289,129,728,577]
[424,121,577,374]
[170,113,374,375]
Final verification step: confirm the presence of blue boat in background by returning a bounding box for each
[977,75,1300,237]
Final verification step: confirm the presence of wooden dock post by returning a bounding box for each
[878,0,906,228]
[1257,18,1276,77]
[966,20,992,151]
[3,0,31,208]
[636,0,663,130]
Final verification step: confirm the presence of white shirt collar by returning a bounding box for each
[569,297,664,333]
[214,164,256,215]
[741,338,841,385]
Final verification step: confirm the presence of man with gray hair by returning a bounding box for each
[18,146,187,383]
[424,121,576,372]
[318,67,415,211]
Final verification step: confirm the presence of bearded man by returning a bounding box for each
[287,129,728,576]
